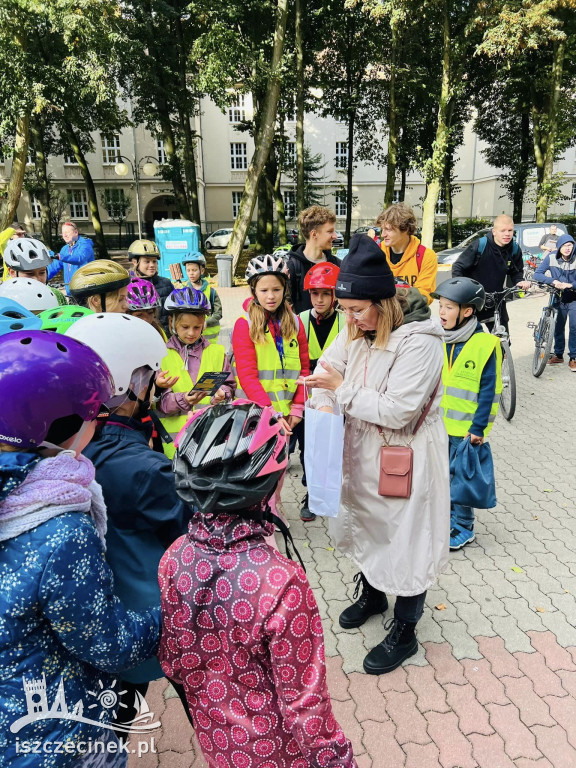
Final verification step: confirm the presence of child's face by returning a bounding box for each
[136,257,158,277]
[254,275,284,312]
[438,297,472,329]
[131,308,156,324]
[10,267,48,284]
[310,289,334,315]
[173,312,205,344]
[560,242,574,258]
[185,263,203,283]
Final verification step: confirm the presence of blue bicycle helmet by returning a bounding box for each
[164,287,211,314]
[0,298,42,336]
[182,251,206,266]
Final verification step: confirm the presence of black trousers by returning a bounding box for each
[113,679,194,742]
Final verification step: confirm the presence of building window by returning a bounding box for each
[228,94,246,123]
[571,182,576,200]
[335,191,347,218]
[64,153,79,165]
[283,190,296,219]
[285,141,296,168]
[26,150,34,166]
[156,138,167,165]
[230,142,248,170]
[335,142,348,169]
[284,99,297,122]
[232,191,242,218]
[436,192,447,215]
[31,197,41,219]
[101,134,121,165]
[67,189,88,219]
[104,188,130,218]
[392,189,401,203]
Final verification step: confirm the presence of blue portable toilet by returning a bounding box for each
[153,219,201,281]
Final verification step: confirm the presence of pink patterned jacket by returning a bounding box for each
[158,512,357,768]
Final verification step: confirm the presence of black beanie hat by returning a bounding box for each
[335,234,396,301]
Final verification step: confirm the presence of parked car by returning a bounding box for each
[273,228,299,246]
[205,228,250,249]
[436,222,567,266]
[354,226,381,237]
[332,231,344,248]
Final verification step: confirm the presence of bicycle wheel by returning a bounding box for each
[499,340,516,421]
[532,310,554,378]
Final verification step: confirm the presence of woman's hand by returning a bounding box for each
[287,415,302,430]
[304,361,343,392]
[156,370,180,389]
[466,433,484,445]
[211,387,227,405]
[184,390,206,407]
[318,406,334,413]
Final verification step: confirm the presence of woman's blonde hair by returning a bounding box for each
[87,289,126,313]
[248,278,297,345]
[347,289,408,349]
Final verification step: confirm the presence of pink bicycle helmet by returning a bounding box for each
[127,278,161,311]
[245,254,290,285]
[173,400,288,515]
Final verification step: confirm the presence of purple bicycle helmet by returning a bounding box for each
[126,278,161,311]
[0,331,114,448]
[164,287,211,314]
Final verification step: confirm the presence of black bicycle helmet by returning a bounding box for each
[173,401,288,515]
[432,277,485,311]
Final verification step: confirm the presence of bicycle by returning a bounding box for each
[484,287,524,422]
[526,283,562,378]
[523,254,542,282]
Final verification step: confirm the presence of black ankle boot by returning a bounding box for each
[339,573,389,629]
[363,617,418,674]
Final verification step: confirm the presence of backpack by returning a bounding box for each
[474,236,520,268]
[416,243,427,271]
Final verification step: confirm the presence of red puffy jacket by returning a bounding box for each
[159,513,357,768]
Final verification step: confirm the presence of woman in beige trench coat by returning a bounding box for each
[306,234,450,674]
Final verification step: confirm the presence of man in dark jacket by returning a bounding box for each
[287,205,341,314]
[129,239,174,330]
[452,215,530,333]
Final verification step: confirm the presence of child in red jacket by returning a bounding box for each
[158,402,357,768]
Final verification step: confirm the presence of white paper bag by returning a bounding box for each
[304,401,344,517]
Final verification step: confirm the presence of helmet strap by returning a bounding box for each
[263,504,306,571]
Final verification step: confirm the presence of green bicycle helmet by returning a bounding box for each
[39,305,94,334]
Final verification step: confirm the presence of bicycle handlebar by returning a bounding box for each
[484,286,525,308]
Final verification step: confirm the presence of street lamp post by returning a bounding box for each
[114,155,158,240]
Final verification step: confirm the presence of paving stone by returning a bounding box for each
[500,675,555,727]
[325,654,352,702]
[402,742,440,768]
[468,732,516,768]
[359,614,388,651]
[500,596,547,633]
[528,631,576,671]
[416,609,445,645]
[514,759,554,768]
[444,683,493,736]
[327,599,354,635]
[156,697,195,754]
[355,753,373,768]
[405,665,450,714]
[486,703,542,761]
[462,658,508,706]
[425,710,477,768]
[449,558,486,587]
[312,546,340,573]
[128,744,159,768]
[556,669,576,698]
[331,698,365,756]
[515,650,567,698]
[512,580,557,611]
[532,724,576,768]
[438,617,482,660]
[384,690,430,746]
[453,601,496,638]
[376,666,410,694]
[436,573,473,604]
[489,616,533,653]
[477,569,520,599]
[423,642,467,685]
[476,635,523,678]
[348,672,388,722]
[543,694,576,749]
[338,631,368,674]
[362,720,406,768]
[466,585,509,618]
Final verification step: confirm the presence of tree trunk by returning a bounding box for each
[384,25,399,208]
[513,112,531,222]
[345,110,355,246]
[271,146,287,244]
[160,120,192,221]
[295,0,305,220]
[256,169,274,253]
[420,0,451,248]
[400,166,406,202]
[227,0,289,269]
[445,166,453,249]
[535,37,566,223]
[0,112,30,231]
[29,115,52,247]
[62,121,108,258]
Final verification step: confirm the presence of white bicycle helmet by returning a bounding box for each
[3,238,54,271]
[0,278,58,312]
[65,312,167,396]
[245,254,290,285]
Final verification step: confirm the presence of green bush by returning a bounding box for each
[432,218,492,250]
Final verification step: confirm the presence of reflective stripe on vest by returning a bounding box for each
[300,310,345,362]
[441,333,502,437]
[233,314,301,416]
[203,284,221,344]
[159,344,226,458]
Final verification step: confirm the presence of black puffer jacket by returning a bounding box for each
[287,245,341,314]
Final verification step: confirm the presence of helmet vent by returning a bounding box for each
[20,337,32,345]
[56,342,68,353]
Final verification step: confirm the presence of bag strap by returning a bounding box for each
[377,375,441,446]
[416,243,427,271]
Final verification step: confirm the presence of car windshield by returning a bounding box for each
[457,229,490,248]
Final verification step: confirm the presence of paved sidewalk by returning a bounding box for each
[129,289,576,767]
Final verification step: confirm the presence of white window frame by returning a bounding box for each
[67,189,89,219]
[335,142,348,169]
[284,100,297,122]
[31,197,41,219]
[101,134,121,166]
[64,153,79,165]
[392,190,401,203]
[283,190,296,219]
[436,192,447,215]
[228,94,246,124]
[156,138,167,165]
[104,188,129,219]
[232,191,242,218]
[26,150,34,166]
[285,141,296,167]
[335,191,347,218]
[230,142,248,170]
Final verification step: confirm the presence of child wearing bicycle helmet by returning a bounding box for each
[159,401,357,768]
[128,239,173,330]
[432,277,501,550]
[157,287,235,458]
[69,259,130,313]
[182,252,222,344]
[0,331,161,767]
[0,276,59,314]
[126,277,167,340]
[3,237,67,305]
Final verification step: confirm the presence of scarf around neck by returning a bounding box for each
[0,452,107,545]
[443,316,479,345]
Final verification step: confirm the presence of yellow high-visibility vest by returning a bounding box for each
[441,333,502,437]
[159,344,226,458]
[299,310,345,363]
